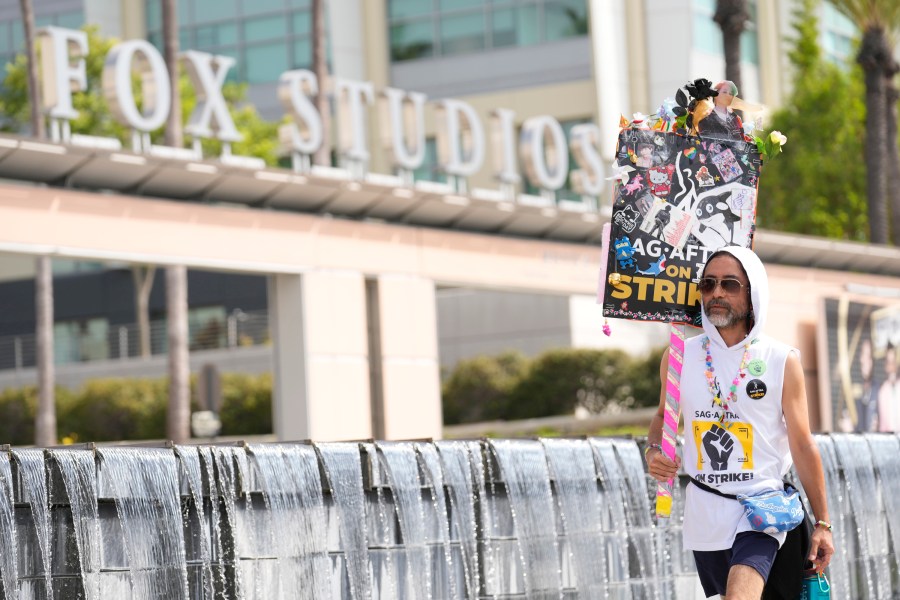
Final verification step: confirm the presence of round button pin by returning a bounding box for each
[748,359,766,377]
[746,379,767,400]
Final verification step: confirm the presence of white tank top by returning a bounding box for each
[680,333,796,551]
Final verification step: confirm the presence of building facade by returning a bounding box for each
[0,0,890,439]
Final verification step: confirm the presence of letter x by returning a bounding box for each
[180,50,241,143]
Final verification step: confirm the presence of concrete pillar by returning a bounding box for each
[367,275,442,440]
[269,270,372,441]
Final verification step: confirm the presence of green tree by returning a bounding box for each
[828,0,900,244]
[0,26,280,165]
[441,351,528,424]
[507,348,636,420]
[757,0,868,240]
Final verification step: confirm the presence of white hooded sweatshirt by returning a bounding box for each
[681,246,796,551]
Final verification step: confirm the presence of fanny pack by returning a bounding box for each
[689,477,805,533]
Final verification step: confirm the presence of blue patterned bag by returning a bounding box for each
[736,486,805,534]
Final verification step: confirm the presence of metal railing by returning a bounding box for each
[0,309,270,371]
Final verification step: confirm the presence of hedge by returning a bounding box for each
[0,373,273,445]
[442,346,666,425]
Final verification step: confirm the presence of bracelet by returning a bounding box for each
[644,443,662,459]
[814,520,832,531]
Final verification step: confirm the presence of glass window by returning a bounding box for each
[148,32,162,50]
[440,0,483,10]
[514,3,540,46]
[292,37,311,68]
[244,15,287,43]
[545,0,588,40]
[241,0,287,16]
[244,42,289,83]
[440,11,486,56]
[56,11,84,29]
[54,318,110,364]
[740,28,758,65]
[292,10,311,35]
[413,138,446,183]
[692,11,723,54]
[11,20,23,51]
[35,16,54,28]
[0,21,9,53]
[194,0,238,22]
[196,23,238,48]
[390,19,434,61]
[491,8,515,47]
[189,306,227,350]
[146,3,161,32]
[389,0,433,20]
[289,0,311,7]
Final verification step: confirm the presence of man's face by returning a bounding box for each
[701,255,751,329]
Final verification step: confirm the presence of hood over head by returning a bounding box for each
[701,246,768,350]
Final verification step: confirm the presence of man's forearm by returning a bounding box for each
[793,440,830,522]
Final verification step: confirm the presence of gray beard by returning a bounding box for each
[704,304,749,329]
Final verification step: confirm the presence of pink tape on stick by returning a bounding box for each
[656,323,685,518]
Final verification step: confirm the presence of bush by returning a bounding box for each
[442,346,667,424]
[508,349,634,420]
[0,372,273,445]
[0,386,37,445]
[58,378,169,442]
[219,373,273,436]
[442,352,528,425]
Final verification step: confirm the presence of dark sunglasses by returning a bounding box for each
[698,277,745,295]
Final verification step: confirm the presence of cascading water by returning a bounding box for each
[415,442,462,600]
[542,438,609,598]
[0,451,18,600]
[434,440,480,600]
[317,442,371,600]
[489,439,563,598]
[12,449,53,600]
[51,449,101,600]
[375,442,431,599]
[247,444,331,599]
[866,433,900,590]
[175,445,214,600]
[0,434,896,599]
[97,447,189,600]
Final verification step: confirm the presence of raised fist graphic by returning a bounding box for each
[702,424,734,471]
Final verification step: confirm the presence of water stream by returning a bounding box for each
[12,449,53,600]
[317,442,371,600]
[97,447,189,600]
[51,449,100,600]
[0,452,18,600]
[0,435,895,599]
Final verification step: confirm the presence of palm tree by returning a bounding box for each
[19,0,56,447]
[162,0,191,443]
[311,0,330,166]
[886,60,900,244]
[829,0,900,244]
[714,0,750,96]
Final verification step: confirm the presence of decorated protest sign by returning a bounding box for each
[601,128,762,326]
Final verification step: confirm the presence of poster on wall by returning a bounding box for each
[821,297,900,432]
[600,128,762,325]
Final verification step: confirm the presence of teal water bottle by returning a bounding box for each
[799,571,830,599]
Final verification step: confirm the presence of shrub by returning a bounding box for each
[441,351,528,425]
[219,373,273,435]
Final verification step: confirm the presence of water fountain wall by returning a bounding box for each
[0,433,895,599]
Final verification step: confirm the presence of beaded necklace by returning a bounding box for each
[703,336,753,425]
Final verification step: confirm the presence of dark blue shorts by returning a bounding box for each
[693,531,779,598]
